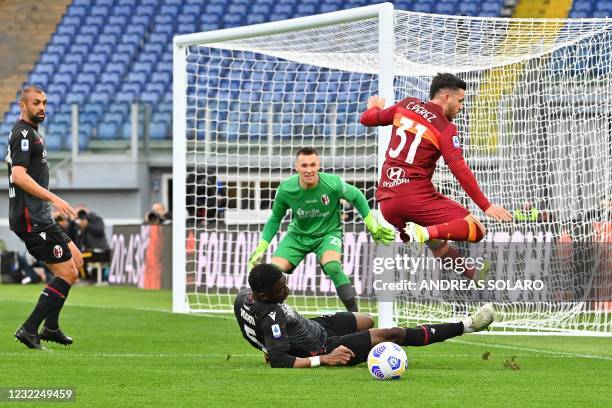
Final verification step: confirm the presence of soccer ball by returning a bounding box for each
[367,342,408,380]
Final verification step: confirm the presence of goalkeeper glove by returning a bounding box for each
[248,240,269,272]
[364,213,395,245]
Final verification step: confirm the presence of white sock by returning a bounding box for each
[462,316,474,334]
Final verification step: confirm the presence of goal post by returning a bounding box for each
[173,4,612,336]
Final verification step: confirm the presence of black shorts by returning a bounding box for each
[16,224,72,264]
[312,312,372,366]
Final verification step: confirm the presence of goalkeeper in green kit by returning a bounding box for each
[248,147,395,312]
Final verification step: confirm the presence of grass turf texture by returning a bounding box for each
[1,285,611,407]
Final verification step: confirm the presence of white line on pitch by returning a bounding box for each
[449,339,612,361]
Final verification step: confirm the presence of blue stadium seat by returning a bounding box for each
[247,14,267,24]
[140,92,160,104]
[33,62,55,76]
[30,72,49,86]
[58,62,79,76]
[88,52,109,65]
[412,2,434,13]
[111,52,131,66]
[121,34,141,46]
[75,34,95,47]
[127,72,148,86]
[176,23,197,34]
[66,92,87,105]
[569,10,590,18]
[182,4,202,15]
[66,5,87,17]
[149,122,168,139]
[154,14,173,25]
[458,2,480,15]
[76,73,97,86]
[160,4,180,15]
[572,1,593,12]
[434,1,457,14]
[144,82,165,94]
[80,25,101,36]
[132,62,154,75]
[69,44,89,56]
[99,34,118,45]
[82,62,103,76]
[53,73,72,86]
[101,72,121,86]
[108,15,129,26]
[40,53,61,65]
[63,53,85,66]
[56,25,77,36]
[131,15,150,26]
[46,44,67,55]
[85,16,105,28]
[126,24,147,37]
[596,1,612,12]
[116,91,137,102]
[62,16,82,27]
[97,122,119,139]
[151,71,171,85]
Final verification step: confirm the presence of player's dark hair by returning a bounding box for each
[296,147,318,157]
[248,264,283,292]
[19,85,45,102]
[429,73,466,100]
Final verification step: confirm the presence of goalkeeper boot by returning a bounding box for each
[39,326,73,345]
[15,326,44,349]
[462,304,494,333]
[403,222,429,243]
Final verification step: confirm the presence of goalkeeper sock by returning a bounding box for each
[426,219,483,242]
[401,323,464,346]
[322,261,357,312]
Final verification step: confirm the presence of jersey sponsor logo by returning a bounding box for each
[21,130,28,138]
[240,307,256,326]
[21,139,29,151]
[452,135,461,149]
[268,311,276,321]
[271,324,282,339]
[383,167,410,188]
[39,232,46,240]
[321,194,329,205]
[304,199,317,204]
[295,207,330,219]
[53,245,63,259]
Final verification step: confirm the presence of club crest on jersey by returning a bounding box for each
[321,194,329,205]
[21,139,29,151]
[452,135,461,149]
[53,245,63,259]
[271,324,282,339]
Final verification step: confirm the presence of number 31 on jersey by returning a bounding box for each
[388,116,432,164]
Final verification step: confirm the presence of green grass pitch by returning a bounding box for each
[1,284,611,407]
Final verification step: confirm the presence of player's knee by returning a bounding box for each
[59,263,78,284]
[354,313,374,330]
[381,327,405,344]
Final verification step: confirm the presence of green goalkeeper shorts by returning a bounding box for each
[273,231,343,268]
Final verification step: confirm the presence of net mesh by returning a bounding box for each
[178,10,612,334]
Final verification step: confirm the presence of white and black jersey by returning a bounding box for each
[234,288,327,368]
[6,120,53,232]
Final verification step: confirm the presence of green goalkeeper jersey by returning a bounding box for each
[261,172,370,241]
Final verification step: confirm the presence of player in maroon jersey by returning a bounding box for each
[360,73,512,279]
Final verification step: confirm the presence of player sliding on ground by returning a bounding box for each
[247,147,395,312]
[360,73,513,280]
[235,264,494,368]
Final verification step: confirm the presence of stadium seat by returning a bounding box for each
[40,53,61,66]
[30,72,49,86]
[108,15,129,26]
[149,122,168,139]
[97,122,120,139]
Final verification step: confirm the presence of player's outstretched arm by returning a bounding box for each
[360,95,398,127]
[269,346,355,368]
[248,191,289,271]
[485,204,513,222]
[10,166,77,219]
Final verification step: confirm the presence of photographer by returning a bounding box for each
[73,207,110,282]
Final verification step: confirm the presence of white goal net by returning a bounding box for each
[173,5,612,336]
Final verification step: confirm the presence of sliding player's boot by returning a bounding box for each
[462,304,495,333]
